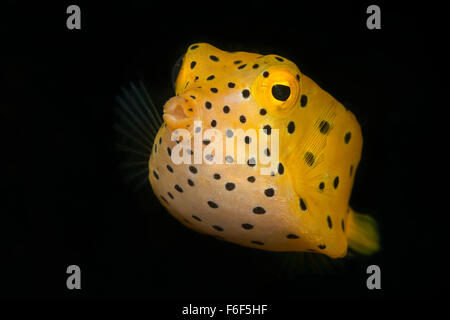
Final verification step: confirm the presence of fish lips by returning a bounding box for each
[163,94,201,132]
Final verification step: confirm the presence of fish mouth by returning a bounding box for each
[163,95,194,131]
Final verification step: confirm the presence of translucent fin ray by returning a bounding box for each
[116,94,157,138]
[114,81,164,191]
[139,81,163,125]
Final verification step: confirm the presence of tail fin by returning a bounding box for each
[346,208,380,255]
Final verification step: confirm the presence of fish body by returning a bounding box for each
[125,43,378,259]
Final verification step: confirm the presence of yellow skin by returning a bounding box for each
[148,43,376,259]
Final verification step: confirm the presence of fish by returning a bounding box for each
[115,43,380,259]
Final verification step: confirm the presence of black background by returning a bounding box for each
[1,0,444,309]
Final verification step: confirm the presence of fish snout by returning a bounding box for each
[163,94,198,131]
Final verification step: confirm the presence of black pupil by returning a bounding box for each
[271,84,291,101]
[171,54,184,93]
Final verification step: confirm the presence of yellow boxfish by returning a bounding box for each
[115,43,379,259]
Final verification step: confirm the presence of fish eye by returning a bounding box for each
[251,66,300,115]
[171,54,185,93]
[271,84,291,101]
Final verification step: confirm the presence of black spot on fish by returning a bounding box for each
[319,182,325,191]
[208,201,218,208]
[160,195,168,203]
[212,225,224,231]
[251,240,264,245]
[242,223,253,230]
[209,55,219,62]
[278,163,284,175]
[240,115,246,123]
[318,244,326,250]
[189,166,198,174]
[187,179,194,187]
[153,170,159,180]
[319,120,330,134]
[341,219,345,232]
[287,234,299,239]
[304,152,315,166]
[225,182,235,191]
[233,60,242,65]
[299,198,307,211]
[210,88,218,93]
[223,105,230,113]
[247,176,255,183]
[287,121,295,134]
[253,207,266,214]
[300,94,308,107]
[166,165,173,173]
[252,63,259,69]
[211,119,217,127]
[263,71,269,78]
[263,124,271,135]
[190,61,196,69]
[247,157,256,167]
[242,89,250,98]
[333,176,339,189]
[213,173,221,180]
[205,101,212,109]
[174,185,183,193]
[167,147,172,156]
[207,75,215,81]
[190,45,199,50]
[192,215,202,221]
[327,215,333,229]
[264,188,274,197]
[238,64,247,69]
[228,82,235,88]
[275,56,284,62]
[344,132,352,144]
[260,108,267,115]
[244,136,251,144]
[168,192,174,199]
